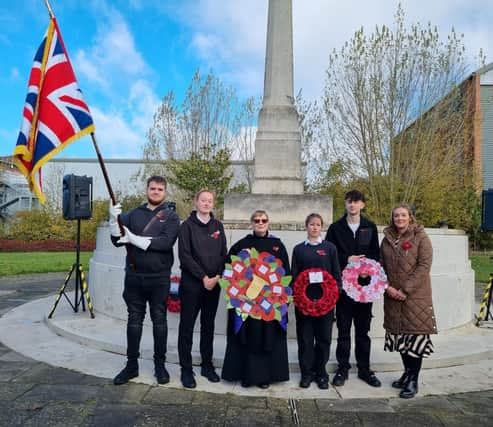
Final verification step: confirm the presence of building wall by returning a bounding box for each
[480,84,493,189]
[41,158,253,206]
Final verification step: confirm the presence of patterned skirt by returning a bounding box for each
[384,332,434,358]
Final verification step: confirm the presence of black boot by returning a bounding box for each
[201,365,220,383]
[181,369,196,389]
[399,375,418,398]
[154,362,170,385]
[392,369,411,389]
[399,355,421,398]
[113,361,139,385]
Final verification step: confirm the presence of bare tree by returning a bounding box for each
[143,69,259,204]
[319,4,469,222]
[144,68,241,164]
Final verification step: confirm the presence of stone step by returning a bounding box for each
[45,294,493,373]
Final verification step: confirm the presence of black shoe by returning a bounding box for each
[154,363,170,385]
[113,364,139,385]
[258,383,269,389]
[241,380,251,388]
[358,370,382,388]
[299,375,313,388]
[399,378,418,398]
[201,366,220,383]
[316,376,329,390]
[181,370,196,389]
[331,369,348,387]
[392,370,410,389]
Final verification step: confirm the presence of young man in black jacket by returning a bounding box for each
[109,176,180,386]
[325,190,381,388]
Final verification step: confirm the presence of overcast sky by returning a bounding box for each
[1,0,491,158]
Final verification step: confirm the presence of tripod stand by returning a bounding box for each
[475,261,493,326]
[48,219,95,319]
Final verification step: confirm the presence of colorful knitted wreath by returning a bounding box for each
[167,276,181,313]
[293,268,339,316]
[342,258,388,303]
[219,248,292,323]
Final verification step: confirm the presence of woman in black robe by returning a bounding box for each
[221,210,290,389]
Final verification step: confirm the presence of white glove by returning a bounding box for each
[109,202,122,222]
[108,202,122,237]
[117,226,152,251]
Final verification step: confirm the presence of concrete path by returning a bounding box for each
[1,273,493,426]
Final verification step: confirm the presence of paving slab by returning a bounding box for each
[356,411,442,426]
[19,384,101,406]
[315,397,394,413]
[21,401,95,427]
[96,383,151,404]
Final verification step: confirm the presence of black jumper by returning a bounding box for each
[177,211,227,372]
[325,214,379,373]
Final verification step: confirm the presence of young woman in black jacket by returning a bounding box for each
[292,213,341,389]
[177,189,227,388]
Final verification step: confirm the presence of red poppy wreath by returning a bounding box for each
[167,276,181,313]
[293,268,339,316]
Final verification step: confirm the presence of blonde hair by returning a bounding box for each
[390,203,416,228]
[250,210,269,222]
[194,188,216,202]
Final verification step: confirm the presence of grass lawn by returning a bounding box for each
[0,252,92,277]
[471,252,493,284]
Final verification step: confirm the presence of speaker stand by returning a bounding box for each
[48,219,95,319]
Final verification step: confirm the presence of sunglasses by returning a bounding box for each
[253,218,268,224]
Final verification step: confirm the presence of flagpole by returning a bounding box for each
[44,0,55,18]
[90,133,128,237]
[90,133,118,205]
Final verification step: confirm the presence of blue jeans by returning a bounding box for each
[123,273,170,363]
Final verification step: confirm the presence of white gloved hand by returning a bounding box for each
[108,202,122,237]
[117,226,152,251]
[109,202,122,222]
[109,221,121,237]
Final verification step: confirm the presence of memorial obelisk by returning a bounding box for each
[251,0,303,195]
[224,0,332,225]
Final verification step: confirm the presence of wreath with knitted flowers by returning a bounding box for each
[219,248,292,323]
[293,268,339,316]
[342,258,388,303]
[167,276,181,313]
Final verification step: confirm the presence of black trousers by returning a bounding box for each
[178,273,220,371]
[334,292,373,372]
[295,309,335,377]
[122,273,170,364]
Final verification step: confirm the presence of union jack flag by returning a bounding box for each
[13,17,95,204]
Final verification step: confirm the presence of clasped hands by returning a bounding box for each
[203,275,220,291]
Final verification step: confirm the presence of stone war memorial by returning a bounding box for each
[1,0,486,400]
[84,0,475,365]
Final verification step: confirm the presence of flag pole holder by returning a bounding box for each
[48,219,95,319]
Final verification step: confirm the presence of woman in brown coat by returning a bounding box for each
[380,204,436,398]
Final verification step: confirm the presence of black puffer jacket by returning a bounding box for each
[111,203,180,275]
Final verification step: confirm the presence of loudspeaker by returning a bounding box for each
[62,174,93,220]
[481,189,493,232]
